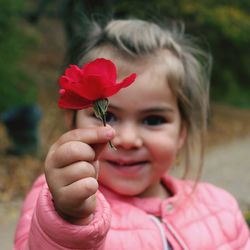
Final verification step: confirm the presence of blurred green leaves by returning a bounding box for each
[0,0,249,108]
[179,2,250,106]
[114,0,250,107]
[0,0,37,112]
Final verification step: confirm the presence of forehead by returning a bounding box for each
[109,64,178,111]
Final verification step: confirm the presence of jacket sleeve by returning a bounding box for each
[201,182,250,250]
[234,207,250,250]
[215,187,250,250]
[14,175,111,250]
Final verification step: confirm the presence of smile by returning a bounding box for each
[104,160,148,176]
[106,160,148,167]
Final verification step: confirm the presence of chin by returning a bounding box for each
[100,180,145,197]
[114,188,142,197]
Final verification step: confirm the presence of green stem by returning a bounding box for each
[93,99,116,149]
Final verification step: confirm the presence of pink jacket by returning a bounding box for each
[14,174,250,250]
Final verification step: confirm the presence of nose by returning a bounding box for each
[113,122,143,149]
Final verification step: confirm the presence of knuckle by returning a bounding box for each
[68,129,81,141]
[44,158,54,177]
[44,146,56,169]
[67,141,83,156]
[67,142,95,161]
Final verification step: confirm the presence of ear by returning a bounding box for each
[177,123,187,151]
[64,110,76,129]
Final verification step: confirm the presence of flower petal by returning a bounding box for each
[65,65,82,82]
[78,75,110,100]
[118,73,137,88]
[58,90,92,109]
[81,58,117,83]
[59,76,70,88]
[103,73,137,97]
[58,58,137,110]
[60,75,109,101]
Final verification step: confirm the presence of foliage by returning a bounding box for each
[113,0,250,107]
[179,2,250,107]
[0,0,37,112]
[245,211,250,228]
[1,0,249,108]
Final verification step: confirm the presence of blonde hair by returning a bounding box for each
[73,19,212,179]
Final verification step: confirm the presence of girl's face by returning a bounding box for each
[76,63,186,198]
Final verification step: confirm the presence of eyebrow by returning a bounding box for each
[108,104,174,113]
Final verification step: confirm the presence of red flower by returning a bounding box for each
[58,58,136,109]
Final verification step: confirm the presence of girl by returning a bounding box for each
[14,19,249,249]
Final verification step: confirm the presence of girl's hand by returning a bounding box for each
[44,126,115,225]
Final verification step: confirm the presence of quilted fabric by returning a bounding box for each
[14,175,250,250]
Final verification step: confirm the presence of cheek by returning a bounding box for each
[77,111,102,128]
[98,146,111,163]
[152,148,176,178]
[147,135,179,164]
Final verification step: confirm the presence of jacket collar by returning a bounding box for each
[99,175,189,217]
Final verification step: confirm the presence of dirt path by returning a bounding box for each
[0,200,21,250]
[203,135,250,211]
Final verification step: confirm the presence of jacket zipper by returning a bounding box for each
[149,215,190,250]
[149,215,170,250]
[163,220,189,250]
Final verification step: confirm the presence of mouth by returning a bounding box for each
[105,160,149,168]
[103,159,149,176]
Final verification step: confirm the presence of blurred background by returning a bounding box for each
[0,0,250,248]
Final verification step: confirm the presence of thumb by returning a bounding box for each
[91,126,115,179]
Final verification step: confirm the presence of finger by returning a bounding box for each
[91,125,116,160]
[52,126,115,151]
[59,194,97,221]
[92,160,99,179]
[50,161,97,188]
[57,177,98,215]
[48,141,95,169]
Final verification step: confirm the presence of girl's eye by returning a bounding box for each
[91,111,117,124]
[143,115,167,126]
[105,111,117,123]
